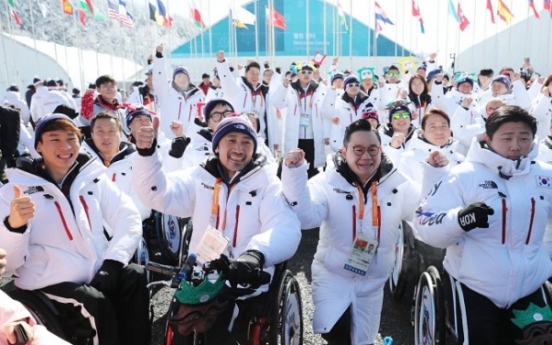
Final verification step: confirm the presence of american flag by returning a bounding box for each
[107,0,134,28]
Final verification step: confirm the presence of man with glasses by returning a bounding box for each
[272,61,332,178]
[281,119,420,345]
[328,75,377,152]
[181,99,235,167]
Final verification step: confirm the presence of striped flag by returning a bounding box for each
[107,0,133,28]
[458,1,470,31]
[337,1,348,33]
[411,0,425,34]
[529,0,540,19]
[497,0,513,24]
[7,0,21,25]
[487,0,496,23]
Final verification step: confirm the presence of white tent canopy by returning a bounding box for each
[0,33,143,93]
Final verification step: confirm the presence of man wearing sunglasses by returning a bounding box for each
[379,65,409,111]
[272,61,332,178]
[379,104,416,164]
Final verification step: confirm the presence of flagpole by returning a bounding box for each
[445,4,450,73]
[332,0,336,57]
[547,8,552,73]
[29,3,41,72]
[409,1,413,59]
[208,0,213,58]
[254,0,259,61]
[271,0,275,65]
[4,0,20,86]
[483,1,487,67]
[306,0,310,59]
[507,0,513,63]
[62,15,69,82]
[0,31,9,87]
[471,1,476,71]
[349,0,353,70]
[525,1,530,58]
[323,0,327,65]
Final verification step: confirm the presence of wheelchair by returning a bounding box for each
[413,265,552,345]
[146,219,303,345]
[145,210,188,266]
[2,282,96,345]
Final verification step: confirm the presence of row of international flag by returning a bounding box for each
[6,0,173,29]
[189,3,287,31]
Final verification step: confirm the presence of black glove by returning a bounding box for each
[90,260,124,293]
[168,136,190,158]
[458,202,494,232]
[209,253,231,273]
[226,250,266,289]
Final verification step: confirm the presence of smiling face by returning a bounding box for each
[390,111,411,133]
[410,77,426,96]
[245,67,260,86]
[485,121,534,160]
[492,81,509,95]
[342,130,381,183]
[97,82,117,102]
[216,132,255,179]
[91,117,122,161]
[421,114,451,147]
[36,124,81,183]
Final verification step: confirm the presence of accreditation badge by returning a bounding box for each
[343,235,378,276]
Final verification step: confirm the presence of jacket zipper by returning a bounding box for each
[233,205,241,247]
[54,201,74,241]
[525,198,536,245]
[79,196,92,230]
[188,104,192,122]
[177,102,182,120]
[111,173,116,182]
[501,199,507,244]
[352,205,357,240]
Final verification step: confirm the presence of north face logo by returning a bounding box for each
[479,180,498,189]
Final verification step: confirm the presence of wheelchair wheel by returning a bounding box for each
[414,266,446,345]
[388,222,408,301]
[132,236,151,283]
[154,212,183,265]
[6,289,66,338]
[269,270,303,345]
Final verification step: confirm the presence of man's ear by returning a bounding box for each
[484,133,490,145]
[340,146,346,156]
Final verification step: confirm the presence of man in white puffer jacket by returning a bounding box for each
[282,119,420,345]
[0,114,150,345]
[416,106,552,344]
[132,116,301,345]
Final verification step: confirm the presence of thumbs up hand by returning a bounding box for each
[9,186,35,229]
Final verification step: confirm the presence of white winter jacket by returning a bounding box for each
[271,81,330,168]
[3,91,30,125]
[416,136,552,308]
[479,80,532,110]
[81,140,151,220]
[0,154,142,290]
[131,151,301,292]
[281,155,420,343]
[398,135,465,184]
[30,87,75,123]
[153,56,204,140]
[531,93,552,142]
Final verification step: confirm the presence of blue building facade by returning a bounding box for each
[171,0,411,58]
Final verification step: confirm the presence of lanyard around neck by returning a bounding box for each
[354,181,380,239]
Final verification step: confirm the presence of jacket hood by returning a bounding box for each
[3,91,22,102]
[290,80,320,94]
[466,133,539,179]
[332,150,394,187]
[341,91,369,108]
[409,133,460,154]
[240,76,268,95]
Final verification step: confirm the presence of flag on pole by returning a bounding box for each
[7,0,21,25]
[529,0,540,19]
[544,0,552,17]
[448,0,459,22]
[411,0,425,34]
[375,2,393,25]
[337,1,348,33]
[486,0,496,23]
[107,0,133,28]
[190,4,206,28]
[62,0,74,15]
[458,1,470,31]
[267,6,286,30]
[230,6,255,29]
[497,0,513,24]
[78,0,94,13]
[311,51,327,66]
[38,1,48,18]
[149,0,172,28]
[77,9,87,26]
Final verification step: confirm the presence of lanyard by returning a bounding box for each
[354,182,380,241]
[211,178,223,229]
[297,89,314,111]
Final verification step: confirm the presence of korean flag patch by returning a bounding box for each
[536,176,552,188]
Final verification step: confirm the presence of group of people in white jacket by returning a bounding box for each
[5,45,552,345]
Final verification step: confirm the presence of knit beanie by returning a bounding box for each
[388,105,412,122]
[343,75,360,90]
[212,116,257,154]
[34,114,76,148]
[203,99,235,122]
[331,73,344,85]
[492,75,511,91]
[455,75,474,89]
[126,106,152,127]
[172,66,190,81]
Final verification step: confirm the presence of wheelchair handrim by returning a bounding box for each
[414,272,436,345]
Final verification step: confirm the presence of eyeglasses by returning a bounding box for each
[346,83,360,88]
[209,110,233,122]
[350,145,380,157]
[391,112,411,120]
[300,70,313,75]
[387,72,400,77]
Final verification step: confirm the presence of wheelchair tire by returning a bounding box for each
[164,297,205,345]
[153,212,183,265]
[269,270,303,345]
[414,266,446,345]
[388,222,408,301]
[6,289,67,339]
[132,236,151,284]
